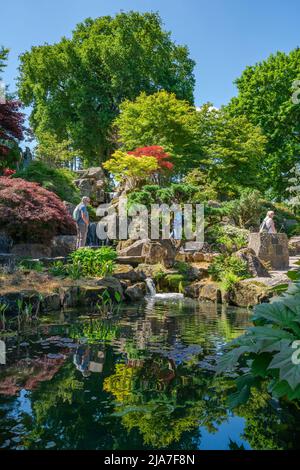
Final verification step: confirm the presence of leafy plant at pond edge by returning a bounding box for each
[217,278,300,404]
[95,289,122,316]
[208,254,251,293]
[69,247,117,278]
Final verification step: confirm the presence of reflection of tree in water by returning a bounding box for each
[236,387,300,450]
[2,300,299,450]
[104,355,232,448]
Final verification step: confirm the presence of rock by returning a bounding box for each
[59,286,80,308]
[42,293,61,312]
[135,263,166,279]
[184,281,221,302]
[76,178,94,197]
[142,240,176,268]
[248,233,289,270]
[289,236,300,256]
[117,239,135,252]
[229,280,273,307]
[51,236,76,257]
[184,281,203,298]
[11,244,51,259]
[118,239,148,257]
[79,286,106,305]
[116,255,145,266]
[235,248,271,277]
[82,167,105,180]
[125,282,146,301]
[95,276,124,299]
[113,264,145,282]
[199,283,221,302]
[193,252,205,262]
[0,231,13,253]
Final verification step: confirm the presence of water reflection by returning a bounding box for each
[0,298,300,450]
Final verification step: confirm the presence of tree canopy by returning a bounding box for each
[228,48,300,198]
[17,11,195,166]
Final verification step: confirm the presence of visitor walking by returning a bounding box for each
[73,196,90,248]
[260,210,277,234]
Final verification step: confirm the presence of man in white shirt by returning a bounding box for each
[260,211,277,234]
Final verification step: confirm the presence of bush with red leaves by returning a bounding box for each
[128,146,174,172]
[0,177,76,243]
[2,168,16,177]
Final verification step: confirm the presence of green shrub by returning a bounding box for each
[15,160,80,204]
[164,274,186,292]
[49,261,66,277]
[69,247,117,278]
[219,272,241,293]
[18,259,44,272]
[206,224,248,253]
[208,254,250,282]
[222,189,264,229]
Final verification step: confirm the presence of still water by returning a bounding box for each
[0,297,300,450]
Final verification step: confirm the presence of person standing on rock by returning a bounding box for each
[73,196,90,248]
[260,210,277,234]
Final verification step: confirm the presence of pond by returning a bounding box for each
[0,297,300,450]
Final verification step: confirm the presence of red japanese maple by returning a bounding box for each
[2,168,16,177]
[0,99,25,165]
[128,146,174,172]
[0,177,76,243]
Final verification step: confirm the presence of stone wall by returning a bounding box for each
[248,233,289,270]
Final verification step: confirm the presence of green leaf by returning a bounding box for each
[268,342,300,390]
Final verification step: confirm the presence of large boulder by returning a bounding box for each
[118,239,148,257]
[235,248,271,277]
[248,233,289,270]
[113,264,145,282]
[184,281,221,302]
[228,280,273,307]
[51,235,77,257]
[124,282,146,301]
[74,166,107,204]
[11,243,51,258]
[95,276,124,299]
[82,167,105,180]
[142,240,176,268]
[289,236,300,256]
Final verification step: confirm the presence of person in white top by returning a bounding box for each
[260,211,277,234]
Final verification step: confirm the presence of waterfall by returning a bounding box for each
[145,278,184,300]
[145,278,156,297]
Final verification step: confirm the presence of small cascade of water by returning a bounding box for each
[145,277,184,300]
[145,278,156,296]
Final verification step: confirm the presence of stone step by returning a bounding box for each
[116,256,145,267]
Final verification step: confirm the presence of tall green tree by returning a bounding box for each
[114,90,202,173]
[228,48,300,199]
[203,109,267,198]
[17,11,195,166]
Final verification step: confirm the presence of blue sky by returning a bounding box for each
[1,0,300,108]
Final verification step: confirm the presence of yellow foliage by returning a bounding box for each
[103,150,158,184]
